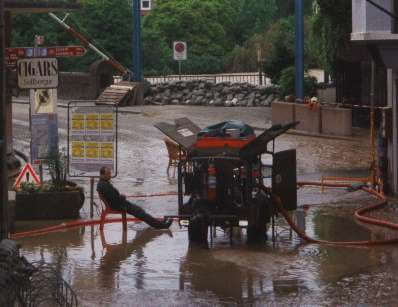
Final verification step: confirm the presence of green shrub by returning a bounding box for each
[278,66,318,98]
[46,151,68,192]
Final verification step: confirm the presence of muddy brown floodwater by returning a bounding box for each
[12,103,398,306]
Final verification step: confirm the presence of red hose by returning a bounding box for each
[11,217,143,239]
[262,182,398,246]
[12,182,398,245]
[126,191,178,198]
[11,191,179,239]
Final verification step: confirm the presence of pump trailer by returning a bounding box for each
[155,118,299,244]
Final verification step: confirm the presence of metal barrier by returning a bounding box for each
[0,239,78,307]
[20,262,79,307]
[144,72,268,86]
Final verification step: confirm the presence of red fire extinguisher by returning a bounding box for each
[207,163,217,201]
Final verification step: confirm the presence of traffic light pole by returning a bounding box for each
[132,0,142,82]
[0,0,9,240]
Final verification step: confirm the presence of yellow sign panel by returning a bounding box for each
[72,113,85,130]
[101,113,113,131]
[101,143,114,159]
[86,113,99,130]
[85,142,99,159]
[71,141,85,158]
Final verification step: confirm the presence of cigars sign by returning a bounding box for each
[17,58,58,89]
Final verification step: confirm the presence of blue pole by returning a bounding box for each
[295,0,304,101]
[132,0,141,82]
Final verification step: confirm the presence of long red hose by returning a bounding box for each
[12,192,178,239]
[11,182,398,245]
[262,182,398,246]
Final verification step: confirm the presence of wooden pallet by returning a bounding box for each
[96,82,137,106]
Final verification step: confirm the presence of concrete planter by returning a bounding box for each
[294,103,321,133]
[15,190,84,220]
[271,101,295,125]
[321,107,352,136]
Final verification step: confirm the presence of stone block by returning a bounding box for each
[321,107,352,136]
[294,103,321,133]
[271,101,295,125]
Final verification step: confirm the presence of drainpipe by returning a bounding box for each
[295,0,304,101]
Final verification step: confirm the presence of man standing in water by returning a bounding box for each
[97,166,173,229]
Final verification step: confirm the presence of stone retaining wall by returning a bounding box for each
[143,80,279,107]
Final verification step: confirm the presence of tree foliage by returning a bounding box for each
[11,0,133,72]
[142,0,239,73]
[9,0,344,80]
[312,0,352,76]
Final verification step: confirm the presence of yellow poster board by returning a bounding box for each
[85,142,99,159]
[71,113,85,131]
[71,141,85,158]
[101,142,114,159]
[101,113,113,131]
[86,113,99,131]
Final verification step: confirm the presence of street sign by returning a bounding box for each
[48,46,86,57]
[17,58,58,89]
[6,46,86,67]
[173,41,187,61]
[14,163,41,188]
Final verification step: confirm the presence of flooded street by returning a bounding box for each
[12,102,398,306]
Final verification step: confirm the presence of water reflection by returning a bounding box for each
[98,228,171,291]
[179,245,268,304]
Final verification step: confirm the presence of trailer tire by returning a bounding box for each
[247,225,267,244]
[247,194,270,244]
[188,205,209,245]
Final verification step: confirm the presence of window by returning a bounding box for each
[141,0,151,10]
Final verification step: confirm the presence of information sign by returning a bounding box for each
[68,103,117,175]
[31,113,59,162]
[17,58,58,89]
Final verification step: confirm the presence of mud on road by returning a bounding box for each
[13,103,398,306]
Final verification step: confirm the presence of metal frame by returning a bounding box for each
[174,137,281,243]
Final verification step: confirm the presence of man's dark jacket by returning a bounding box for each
[97,178,126,210]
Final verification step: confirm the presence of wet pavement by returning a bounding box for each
[11,101,398,306]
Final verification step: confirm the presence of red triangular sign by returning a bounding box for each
[14,163,41,188]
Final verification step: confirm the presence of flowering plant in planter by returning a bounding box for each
[15,151,85,220]
[16,151,82,193]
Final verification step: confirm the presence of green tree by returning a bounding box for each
[231,0,278,45]
[11,0,133,72]
[141,28,172,75]
[142,0,239,73]
[276,0,314,18]
[262,17,296,83]
[312,0,352,76]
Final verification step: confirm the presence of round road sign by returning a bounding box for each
[173,41,187,61]
[175,42,185,53]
